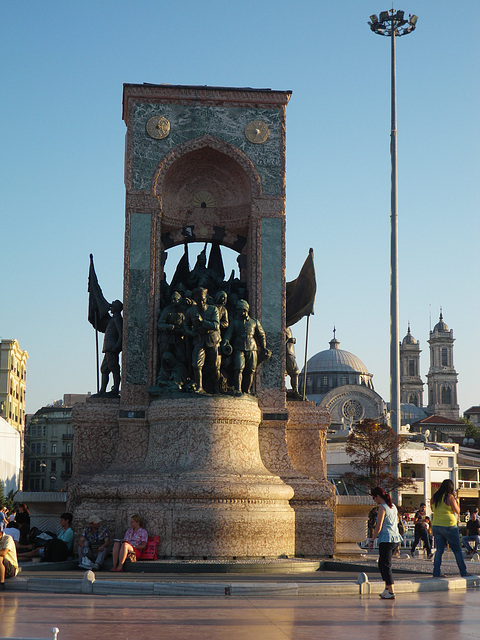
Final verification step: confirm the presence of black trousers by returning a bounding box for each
[411,528,432,554]
[378,542,399,586]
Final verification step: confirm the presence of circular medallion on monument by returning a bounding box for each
[245,120,269,144]
[146,115,171,139]
[342,399,364,422]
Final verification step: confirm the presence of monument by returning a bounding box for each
[68,84,335,558]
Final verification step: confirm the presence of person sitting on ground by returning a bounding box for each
[3,522,20,547]
[78,514,110,571]
[17,513,74,562]
[0,528,19,591]
[460,507,480,555]
[110,514,148,572]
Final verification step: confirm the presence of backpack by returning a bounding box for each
[397,518,405,536]
[42,538,69,562]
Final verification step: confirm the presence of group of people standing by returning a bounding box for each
[369,479,474,599]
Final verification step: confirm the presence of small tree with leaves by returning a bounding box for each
[0,484,17,512]
[460,417,480,444]
[344,418,414,494]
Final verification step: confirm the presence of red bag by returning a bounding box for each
[139,535,159,560]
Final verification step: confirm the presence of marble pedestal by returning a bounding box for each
[259,402,336,556]
[69,396,295,558]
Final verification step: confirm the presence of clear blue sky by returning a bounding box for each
[1,1,478,416]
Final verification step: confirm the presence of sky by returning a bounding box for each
[1,1,478,416]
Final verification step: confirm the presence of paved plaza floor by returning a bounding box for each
[1,590,480,640]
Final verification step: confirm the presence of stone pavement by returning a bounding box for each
[1,551,479,639]
[7,549,480,597]
[1,590,480,640]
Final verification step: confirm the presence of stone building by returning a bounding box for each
[464,406,480,428]
[23,394,89,492]
[426,313,460,420]
[400,325,424,408]
[302,313,460,429]
[0,338,28,489]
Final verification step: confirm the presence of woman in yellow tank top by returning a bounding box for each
[431,479,469,578]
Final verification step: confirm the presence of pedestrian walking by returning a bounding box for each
[410,503,433,559]
[368,487,402,599]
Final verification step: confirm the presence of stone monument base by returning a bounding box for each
[69,395,296,558]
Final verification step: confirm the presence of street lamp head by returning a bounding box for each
[368,9,418,37]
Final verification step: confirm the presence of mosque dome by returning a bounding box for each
[301,332,374,403]
[306,336,371,375]
[433,312,449,333]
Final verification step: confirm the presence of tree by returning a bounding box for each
[0,484,17,512]
[344,418,414,494]
[460,418,480,443]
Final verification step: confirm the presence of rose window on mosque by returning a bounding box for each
[342,399,364,421]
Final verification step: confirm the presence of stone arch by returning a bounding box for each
[152,135,263,252]
[153,134,262,197]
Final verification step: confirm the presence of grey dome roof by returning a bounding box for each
[433,312,449,333]
[306,337,371,375]
[402,325,416,344]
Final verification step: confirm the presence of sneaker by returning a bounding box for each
[427,553,434,560]
[380,591,395,599]
[92,563,100,571]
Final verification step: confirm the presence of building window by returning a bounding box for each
[442,348,448,366]
[441,386,452,405]
[409,359,415,376]
[52,443,57,454]
[51,461,56,472]
[66,443,71,453]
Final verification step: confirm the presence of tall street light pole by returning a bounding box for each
[368,10,417,439]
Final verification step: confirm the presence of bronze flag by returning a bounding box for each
[286,248,316,327]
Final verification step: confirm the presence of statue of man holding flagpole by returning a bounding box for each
[88,254,123,397]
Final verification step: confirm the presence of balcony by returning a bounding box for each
[62,433,73,441]
[61,451,72,459]
[458,480,479,489]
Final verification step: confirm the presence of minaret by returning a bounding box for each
[426,311,459,419]
[399,324,424,407]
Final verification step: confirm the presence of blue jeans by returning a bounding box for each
[432,525,468,577]
[461,535,480,553]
